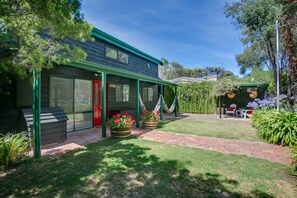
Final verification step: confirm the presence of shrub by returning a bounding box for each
[0,132,30,170]
[177,82,216,114]
[251,109,297,146]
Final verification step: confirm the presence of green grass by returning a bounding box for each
[0,138,295,197]
[158,119,260,141]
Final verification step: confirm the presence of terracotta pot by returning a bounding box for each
[110,128,131,138]
[143,120,158,129]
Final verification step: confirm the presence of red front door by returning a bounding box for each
[93,80,102,126]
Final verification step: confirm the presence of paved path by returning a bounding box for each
[138,130,292,165]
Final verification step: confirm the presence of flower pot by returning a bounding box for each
[110,128,131,138]
[143,120,158,129]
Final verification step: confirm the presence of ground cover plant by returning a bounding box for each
[0,138,295,197]
[157,119,260,141]
[0,133,30,170]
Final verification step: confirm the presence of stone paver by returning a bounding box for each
[139,130,292,165]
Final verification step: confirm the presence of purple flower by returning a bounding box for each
[247,101,259,109]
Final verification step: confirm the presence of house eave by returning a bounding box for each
[67,59,176,86]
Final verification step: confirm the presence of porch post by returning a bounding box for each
[101,72,107,138]
[174,86,177,117]
[160,84,163,120]
[32,70,41,158]
[136,79,140,128]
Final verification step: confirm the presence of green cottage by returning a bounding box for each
[0,27,177,152]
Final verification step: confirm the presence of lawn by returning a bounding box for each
[1,138,295,197]
[158,118,260,141]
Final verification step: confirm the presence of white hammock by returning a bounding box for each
[162,96,177,113]
[139,94,177,113]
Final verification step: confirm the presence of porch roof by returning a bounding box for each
[67,60,177,86]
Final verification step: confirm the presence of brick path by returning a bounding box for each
[138,131,292,165]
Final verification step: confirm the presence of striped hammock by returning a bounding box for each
[139,94,177,113]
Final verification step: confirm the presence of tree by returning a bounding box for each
[224,0,286,92]
[281,0,297,95]
[235,42,268,75]
[0,0,93,94]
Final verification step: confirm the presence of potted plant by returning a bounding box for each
[140,110,160,129]
[107,112,135,138]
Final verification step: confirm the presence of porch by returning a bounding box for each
[36,113,177,156]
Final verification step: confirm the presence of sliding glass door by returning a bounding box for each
[50,77,93,132]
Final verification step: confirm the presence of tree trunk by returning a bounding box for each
[281,0,297,96]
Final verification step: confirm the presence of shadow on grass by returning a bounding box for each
[0,137,274,197]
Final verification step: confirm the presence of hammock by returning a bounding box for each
[139,94,177,114]
[162,96,177,113]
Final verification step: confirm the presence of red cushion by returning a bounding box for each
[247,110,253,114]
[227,108,235,111]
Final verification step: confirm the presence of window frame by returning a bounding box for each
[115,84,130,102]
[49,76,94,132]
[142,87,154,102]
[105,46,129,64]
[105,47,118,60]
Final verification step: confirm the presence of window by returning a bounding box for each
[105,47,128,64]
[123,85,130,101]
[105,47,117,60]
[115,84,130,102]
[50,77,93,132]
[142,87,153,102]
[148,88,153,101]
[118,51,128,64]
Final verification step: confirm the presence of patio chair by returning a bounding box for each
[243,110,253,119]
[225,104,237,117]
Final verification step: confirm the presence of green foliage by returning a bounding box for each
[251,109,297,146]
[212,77,242,96]
[0,132,30,170]
[225,0,286,92]
[107,113,135,130]
[140,110,160,122]
[164,86,175,108]
[236,42,267,75]
[160,58,234,80]
[244,67,275,92]
[0,0,93,94]
[177,82,216,114]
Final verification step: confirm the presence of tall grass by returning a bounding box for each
[0,132,30,170]
[165,82,216,114]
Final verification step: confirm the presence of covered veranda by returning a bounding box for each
[31,59,177,157]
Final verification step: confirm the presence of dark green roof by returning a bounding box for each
[240,83,269,88]
[92,28,163,66]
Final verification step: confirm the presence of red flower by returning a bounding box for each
[140,114,144,117]
[116,114,121,118]
[132,119,135,123]
[114,120,120,125]
[123,115,127,118]
[129,115,132,119]
[145,109,148,113]
[112,115,117,119]
[124,112,129,116]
